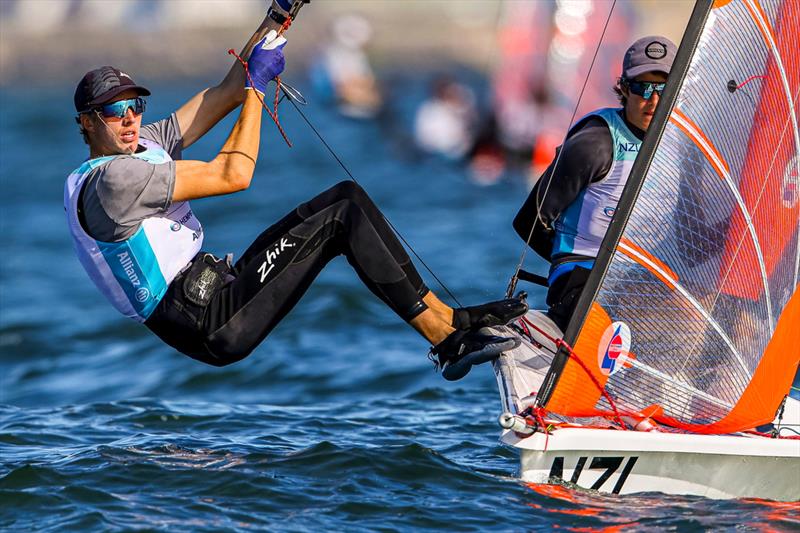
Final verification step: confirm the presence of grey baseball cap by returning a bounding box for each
[622,36,677,79]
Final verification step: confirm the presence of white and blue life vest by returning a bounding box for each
[552,108,641,260]
[64,139,203,322]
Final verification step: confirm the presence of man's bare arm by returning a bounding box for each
[172,90,264,201]
[174,14,283,149]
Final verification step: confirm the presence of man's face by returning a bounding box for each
[622,72,668,131]
[82,89,143,156]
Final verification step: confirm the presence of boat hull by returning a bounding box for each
[491,312,800,501]
[504,427,800,501]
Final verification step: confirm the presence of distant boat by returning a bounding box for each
[493,0,800,501]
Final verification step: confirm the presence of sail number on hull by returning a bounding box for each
[549,456,638,493]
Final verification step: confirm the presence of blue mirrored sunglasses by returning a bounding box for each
[625,80,666,99]
[93,97,146,119]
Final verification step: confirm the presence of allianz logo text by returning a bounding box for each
[117,251,141,287]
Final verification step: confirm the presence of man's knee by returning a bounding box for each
[196,335,256,367]
[331,180,368,203]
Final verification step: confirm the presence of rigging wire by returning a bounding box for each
[271,4,510,308]
[505,0,618,298]
[230,36,466,304]
[282,94,464,307]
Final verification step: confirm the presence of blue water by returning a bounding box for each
[1,78,797,532]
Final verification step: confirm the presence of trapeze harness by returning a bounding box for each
[66,151,429,366]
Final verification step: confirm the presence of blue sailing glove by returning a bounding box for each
[245,31,287,95]
[271,0,293,17]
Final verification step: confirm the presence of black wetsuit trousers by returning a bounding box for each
[145,181,429,367]
[546,266,592,332]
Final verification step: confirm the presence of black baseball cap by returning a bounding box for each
[74,66,151,113]
[622,36,677,79]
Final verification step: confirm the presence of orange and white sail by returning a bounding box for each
[538,0,800,434]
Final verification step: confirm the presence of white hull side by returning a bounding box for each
[504,428,800,501]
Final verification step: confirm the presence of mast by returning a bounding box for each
[536,0,715,407]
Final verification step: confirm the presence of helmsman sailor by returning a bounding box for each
[513,36,677,331]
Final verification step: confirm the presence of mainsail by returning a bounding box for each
[537,0,800,434]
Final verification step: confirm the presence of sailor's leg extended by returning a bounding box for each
[295,180,431,318]
[147,181,524,376]
[200,181,436,362]
[300,180,431,300]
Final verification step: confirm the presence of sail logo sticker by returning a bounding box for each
[781,156,799,208]
[598,322,631,376]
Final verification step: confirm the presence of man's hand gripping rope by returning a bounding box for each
[229,20,293,147]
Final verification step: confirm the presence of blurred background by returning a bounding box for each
[0,0,695,404]
[1,0,693,185]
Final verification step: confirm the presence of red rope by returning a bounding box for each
[518,316,532,341]
[736,74,767,90]
[521,315,556,344]
[531,407,550,451]
[228,19,295,147]
[519,315,627,429]
[556,337,626,429]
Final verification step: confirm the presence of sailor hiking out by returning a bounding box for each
[64,0,527,382]
[513,36,677,331]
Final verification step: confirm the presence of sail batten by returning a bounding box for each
[617,246,751,378]
[538,0,800,433]
[670,109,729,175]
[670,107,775,328]
[744,0,800,162]
[618,239,679,289]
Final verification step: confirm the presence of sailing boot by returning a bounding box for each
[430,328,521,381]
[452,297,529,331]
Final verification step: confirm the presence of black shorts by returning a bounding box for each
[546,265,592,331]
